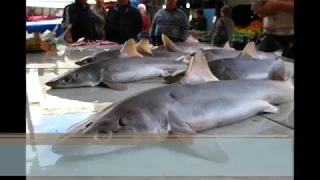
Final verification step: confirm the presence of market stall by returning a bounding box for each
[233,20,261,44]
[26,18,63,37]
[231,4,261,50]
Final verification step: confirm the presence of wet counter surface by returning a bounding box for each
[25,52,294,178]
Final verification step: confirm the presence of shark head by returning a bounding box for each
[45,38,145,89]
[52,102,170,156]
[45,65,101,88]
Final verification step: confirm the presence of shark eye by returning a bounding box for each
[74,73,79,78]
[118,117,127,127]
[61,77,71,83]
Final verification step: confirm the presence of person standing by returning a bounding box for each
[137,4,150,40]
[252,0,294,58]
[91,0,108,40]
[104,0,143,44]
[138,4,150,32]
[212,6,235,47]
[62,0,98,43]
[149,0,189,45]
[195,9,207,31]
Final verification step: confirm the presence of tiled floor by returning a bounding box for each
[26,52,294,177]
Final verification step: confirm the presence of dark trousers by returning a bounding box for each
[257,34,294,59]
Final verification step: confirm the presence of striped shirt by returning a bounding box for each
[262,0,294,36]
[150,8,189,43]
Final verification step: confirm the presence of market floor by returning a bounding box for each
[25,53,294,177]
[27,177,293,180]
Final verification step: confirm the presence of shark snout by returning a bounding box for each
[45,80,58,87]
[52,132,130,156]
[51,143,77,156]
[51,133,94,156]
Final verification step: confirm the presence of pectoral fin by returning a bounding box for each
[268,59,287,81]
[100,70,128,91]
[102,81,128,91]
[166,111,229,163]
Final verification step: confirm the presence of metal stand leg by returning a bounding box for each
[26,94,41,174]
[26,95,36,152]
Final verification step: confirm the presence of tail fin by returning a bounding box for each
[137,39,153,55]
[268,59,292,81]
[268,59,293,89]
[223,42,234,50]
[161,34,181,52]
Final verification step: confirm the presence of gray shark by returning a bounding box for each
[164,56,294,84]
[160,34,294,62]
[52,49,294,161]
[45,39,188,91]
[75,39,187,66]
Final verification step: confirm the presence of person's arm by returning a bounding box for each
[149,11,160,45]
[272,0,294,14]
[213,19,222,36]
[104,9,112,41]
[62,5,73,43]
[91,7,104,24]
[134,10,143,37]
[145,16,150,32]
[180,11,190,41]
[255,0,294,17]
[203,18,207,31]
[212,19,222,38]
[141,15,147,31]
[103,8,108,20]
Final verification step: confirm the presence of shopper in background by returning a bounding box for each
[252,0,294,58]
[212,6,235,47]
[62,0,98,43]
[138,4,150,32]
[105,0,143,44]
[137,4,150,41]
[150,0,189,45]
[195,9,207,31]
[189,18,196,30]
[91,0,108,40]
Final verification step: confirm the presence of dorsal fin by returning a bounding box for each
[137,39,153,56]
[186,35,199,42]
[240,41,257,58]
[161,34,181,52]
[223,42,233,49]
[120,39,143,58]
[181,49,219,85]
[273,49,283,56]
[267,59,289,81]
